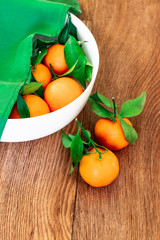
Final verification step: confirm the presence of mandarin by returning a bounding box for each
[94,117,132,150]
[43,44,69,75]
[9,94,50,118]
[31,63,52,89]
[44,77,83,111]
[79,147,119,187]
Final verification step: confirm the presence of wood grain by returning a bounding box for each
[72,0,160,239]
[1,0,160,239]
[0,121,79,240]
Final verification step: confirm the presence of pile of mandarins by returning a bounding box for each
[10,44,83,119]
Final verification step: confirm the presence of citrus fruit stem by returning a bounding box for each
[76,119,109,160]
[112,97,117,122]
[89,140,102,160]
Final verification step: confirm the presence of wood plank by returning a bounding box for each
[0,120,79,240]
[72,0,160,239]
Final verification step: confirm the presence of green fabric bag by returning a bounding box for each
[0,0,81,139]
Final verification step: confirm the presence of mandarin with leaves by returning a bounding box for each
[43,44,69,75]
[89,92,146,150]
[31,63,52,89]
[44,77,83,111]
[9,94,50,118]
[79,147,119,187]
[94,117,132,151]
[61,119,119,187]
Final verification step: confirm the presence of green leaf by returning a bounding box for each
[58,60,78,77]
[35,86,44,99]
[69,133,89,146]
[84,129,91,139]
[118,115,138,144]
[76,120,91,142]
[33,38,58,53]
[31,48,48,66]
[69,164,74,174]
[71,61,86,88]
[88,98,114,119]
[58,25,69,44]
[68,134,75,140]
[64,35,87,88]
[49,64,58,80]
[61,130,72,148]
[85,57,92,82]
[58,15,70,44]
[68,13,78,40]
[58,13,78,44]
[86,58,93,67]
[120,92,146,117]
[70,133,84,164]
[85,65,92,82]
[90,92,114,109]
[31,74,44,99]
[17,94,30,118]
[22,82,43,95]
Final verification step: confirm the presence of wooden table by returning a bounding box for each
[1,0,160,239]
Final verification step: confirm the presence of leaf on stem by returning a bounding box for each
[90,92,114,109]
[70,133,84,164]
[120,91,146,117]
[33,38,58,52]
[58,17,70,44]
[58,13,78,44]
[68,134,75,140]
[22,82,43,95]
[84,57,93,82]
[68,13,78,40]
[88,98,114,119]
[61,130,72,148]
[76,120,91,142]
[64,35,87,88]
[58,60,78,77]
[30,74,44,98]
[17,94,30,118]
[85,65,92,82]
[118,115,138,144]
[50,64,58,80]
[69,164,74,174]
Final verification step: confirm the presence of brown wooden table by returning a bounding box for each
[1,0,160,239]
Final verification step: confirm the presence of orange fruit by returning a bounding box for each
[31,63,52,89]
[43,44,69,75]
[44,77,83,111]
[94,117,132,150]
[79,147,119,187]
[9,94,50,119]
[9,103,20,119]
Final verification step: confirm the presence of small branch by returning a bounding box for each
[112,97,117,122]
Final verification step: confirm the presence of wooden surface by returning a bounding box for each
[1,0,160,239]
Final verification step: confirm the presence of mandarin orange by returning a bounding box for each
[79,147,119,187]
[31,63,52,89]
[9,94,50,118]
[43,44,69,75]
[44,77,83,111]
[94,117,132,150]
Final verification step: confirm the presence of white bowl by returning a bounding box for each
[1,14,99,142]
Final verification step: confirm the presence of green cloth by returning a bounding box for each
[0,0,81,139]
